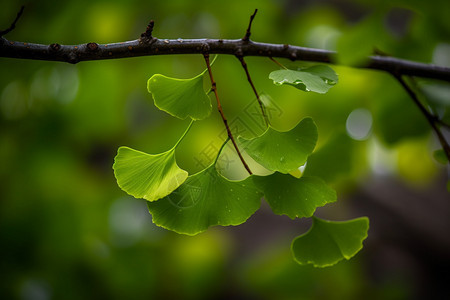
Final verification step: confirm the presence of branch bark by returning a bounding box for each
[2,36,450,81]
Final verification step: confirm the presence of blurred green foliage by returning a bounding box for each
[1,0,449,299]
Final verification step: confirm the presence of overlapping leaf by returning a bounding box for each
[239,118,318,173]
[147,72,211,120]
[253,173,336,219]
[291,216,369,267]
[269,65,338,94]
[113,147,188,202]
[147,165,263,235]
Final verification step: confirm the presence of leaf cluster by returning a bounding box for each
[113,59,369,267]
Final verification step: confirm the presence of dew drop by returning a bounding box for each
[280,157,285,162]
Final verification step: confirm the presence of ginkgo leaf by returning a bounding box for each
[291,216,369,267]
[253,173,336,219]
[147,72,211,120]
[303,65,339,85]
[269,65,338,94]
[239,118,318,173]
[113,147,188,202]
[147,165,263,235]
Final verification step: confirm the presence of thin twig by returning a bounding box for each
[406,76,450,130]
[269,57,287,69]
[237,55,269,127]
[203,53,253,175]
[393,74,450,162]
[0,6,25,36]
[140,20,155,41]
[242,9,258,42]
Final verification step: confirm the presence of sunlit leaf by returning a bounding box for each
[253,173,336,219]
[147,72,211,120]
[269,66,338,94]
[239,118,318,173]
[113,147,188,202]
[147,165,263,235]
[291,216,369,267]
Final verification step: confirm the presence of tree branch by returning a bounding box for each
[1,35,450,81]
[392,74,450,162]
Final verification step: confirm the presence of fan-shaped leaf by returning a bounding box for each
[147,165,263,235]
[147,72,211,120]
[269,66,338,94]
[253,173,336,219]
[113,147,188,202]
[291,216,369,267]
[239,118,318,173]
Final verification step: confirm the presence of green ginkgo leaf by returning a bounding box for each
[291,216,369,267]
[147,165,263,235]
[147,71,211,120]
[269,65,338,94]
[239,118,318,173]
[113,147,188,202]
[253,173,336,219]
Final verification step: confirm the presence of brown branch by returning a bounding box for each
[237,55,269,127]
[1,37,450,82]
[1,10,449,81]
[393,74,450,163]
[203,53,253,175]
[242,9,258,42]
[0,6,25,36]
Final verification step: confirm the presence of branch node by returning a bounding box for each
[48,43,61,52]
[0,6,25,37]
[290,52,297,61]
[86,42,99,52]
[140,20,155,43]
[242,9,258,42]
[201,42,210,54]
[67,52,79,64]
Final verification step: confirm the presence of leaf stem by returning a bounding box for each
[214,137,231,165]
[173,119,194,149]
[237,55,270,127]
[269,57,288,69]
[203,53,253,175]
[393,74,450,163]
